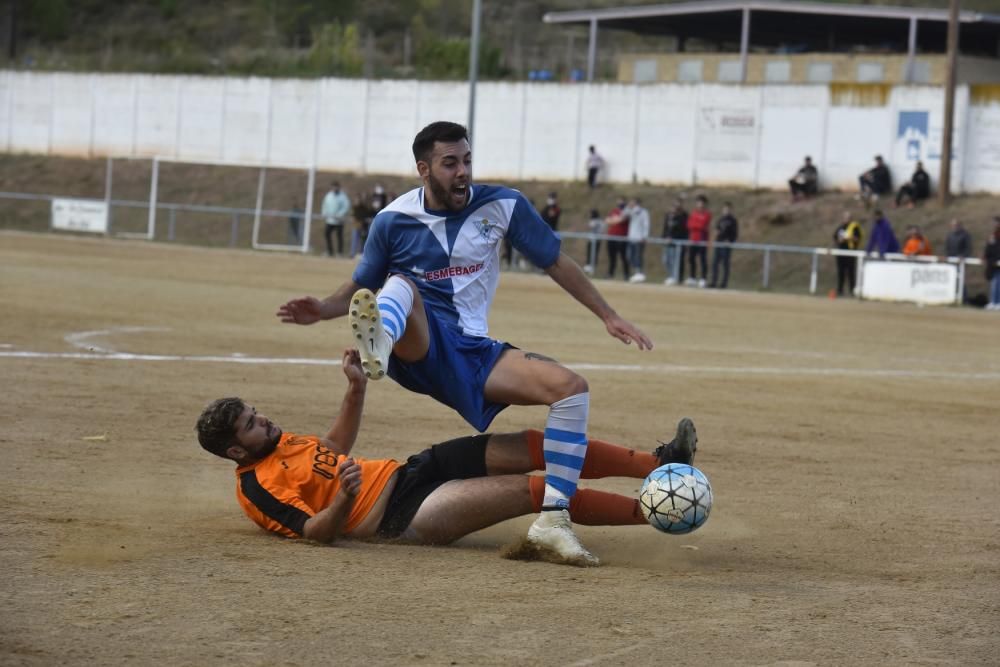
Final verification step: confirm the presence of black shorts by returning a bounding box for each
[375,434,490,539]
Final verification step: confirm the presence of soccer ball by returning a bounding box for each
[639,463,713,534]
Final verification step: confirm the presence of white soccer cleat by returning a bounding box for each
[349,288,392,380]
[526,509,600,567]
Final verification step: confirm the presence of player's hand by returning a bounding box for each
[338,458,362,498]
[276,296,324,325]
[341,348,367,385]
[605,314,653,350]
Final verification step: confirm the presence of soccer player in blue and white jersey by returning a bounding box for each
[277,121,694,567]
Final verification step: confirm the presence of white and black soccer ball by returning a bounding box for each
[639,463,713,534]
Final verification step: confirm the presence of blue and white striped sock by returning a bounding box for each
[541,392,590,509]
[376,275,414,345]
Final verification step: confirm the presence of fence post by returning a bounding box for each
[762,247,771,289]
[230,213,240,247]
[809,252,819,294]
[168,207,177,241]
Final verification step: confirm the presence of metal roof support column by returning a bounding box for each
[906,16,918,83]
[587,18,598,82]
[740,7,751,83]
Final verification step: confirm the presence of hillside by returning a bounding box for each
[1,152,995,301]
[4,0,1000,80]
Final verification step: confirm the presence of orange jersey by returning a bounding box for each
[902,235,933,257]
[235,433,402,538]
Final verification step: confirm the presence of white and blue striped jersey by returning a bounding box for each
[353,184,561,337]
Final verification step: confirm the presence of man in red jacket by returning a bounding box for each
[686,195,711,288]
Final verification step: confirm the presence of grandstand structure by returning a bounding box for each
[543,0,1000,85]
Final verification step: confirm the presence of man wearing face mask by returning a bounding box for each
[276,121,657,567]
[541,192,561,232]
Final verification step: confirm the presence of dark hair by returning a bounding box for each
[873,208,884,217]
[696,195,708,204]
[590,208,600,217]
[196,397,245,459]
[723,201,732,208]
[412,121,469,163]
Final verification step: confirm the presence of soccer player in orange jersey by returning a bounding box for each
[195,349,697,564]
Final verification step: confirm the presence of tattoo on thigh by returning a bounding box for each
[524,352,558,363]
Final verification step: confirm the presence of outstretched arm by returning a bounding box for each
[324,349,368,456]
[276,279,361,325]
[545,252,653,350]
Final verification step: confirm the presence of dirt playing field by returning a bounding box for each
[2,231,998,666]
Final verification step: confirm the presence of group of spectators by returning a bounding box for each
[299,181,392,258]
[788,154,931,209]
[581,193,739,289]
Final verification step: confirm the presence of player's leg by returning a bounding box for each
[349,274,430,379]
[484,351,597,565]
[403,475,645,547]
[484,426,695,479]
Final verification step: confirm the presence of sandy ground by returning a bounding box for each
[1,231,998,666]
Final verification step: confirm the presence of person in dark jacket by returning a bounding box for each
[895,162,931,208]
[944,219,972,260]
[788,156,819,201]
[833,211,864,296]
[709,202,738,289]
[985,218,1000,310]
[865,209,900,257]
[661,198,688,285]
[859,155,892,205]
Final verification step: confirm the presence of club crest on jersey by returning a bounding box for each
[477,218,496,240]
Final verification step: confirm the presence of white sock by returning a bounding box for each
[541,392,590,509]
[376,275,414,345]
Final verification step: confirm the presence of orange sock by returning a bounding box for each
[524,429,656,480]
[528,476,646,526]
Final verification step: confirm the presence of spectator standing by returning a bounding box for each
[541,192,561,231]
[321,181,351,257]
[858,155,892,206]
[945,218,972,260]
[984,218,1000,310]
[866,209,900,257]
[901,225,934,257]
[788,156,819,201]
[586,145,605,190]
[583,208,605,275]
[625,197,650,283]
[350,183,389,258]
[604,198,630,280]
[895,162,931,208]
[709,202,738,289]
[662,199,688,286]
[686,195,711,287]
[832,211,864,296]
[287,201,304,245]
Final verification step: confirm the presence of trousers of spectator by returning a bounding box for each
[788,180,816,198]
[607,239,630,279]
[587,167,599,189]
[628,242,645,274]
[324,223,344,256]
[990,274,1000,306]
[895,184,927,207]
[710,246,732,288]
[688,244,708,280]
[663,243,686,282]
[287,219,302,245]
[587,239,602,269]
[349,224,370,257]
[836,255,857,295]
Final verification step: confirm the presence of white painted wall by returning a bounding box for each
[1,70,998,193]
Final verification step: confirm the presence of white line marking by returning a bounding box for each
[3,350,1000,380]
[64,326,171,353]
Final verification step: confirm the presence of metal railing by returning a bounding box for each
[2,190,992,302]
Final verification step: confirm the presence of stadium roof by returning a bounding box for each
[544,1,1000,79]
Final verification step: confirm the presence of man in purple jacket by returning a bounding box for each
[866,209,900,257]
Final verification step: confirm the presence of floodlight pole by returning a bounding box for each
[939,0,959,205]
[468,0,482,144]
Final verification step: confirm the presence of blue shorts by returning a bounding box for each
[387,301,513,432]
